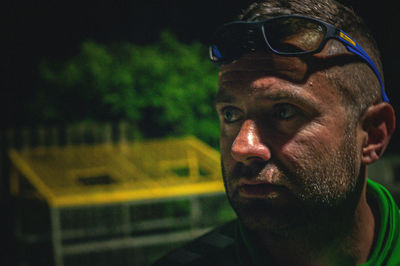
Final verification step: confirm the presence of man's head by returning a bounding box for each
[214,0,395,236]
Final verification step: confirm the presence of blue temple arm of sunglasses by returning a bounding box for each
[338,31,389,103]
[210,45,222,61]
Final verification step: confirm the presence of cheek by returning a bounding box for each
[219,124,236,162]
[219,119,243,148]
[279,125,344,167]
[219,124,229,148]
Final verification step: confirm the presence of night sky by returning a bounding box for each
[2,1,399,152]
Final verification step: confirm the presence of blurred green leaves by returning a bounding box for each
[33,31,220,146]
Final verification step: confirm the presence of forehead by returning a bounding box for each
[217,52,341,106]
[219,52,308,83]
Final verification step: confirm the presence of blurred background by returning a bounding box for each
[1,1,399,265]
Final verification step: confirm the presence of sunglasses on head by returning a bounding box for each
[209,15,389,103]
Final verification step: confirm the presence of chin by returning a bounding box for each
[232,197,304,234]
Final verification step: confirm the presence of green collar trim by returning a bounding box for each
[363,179,400,265]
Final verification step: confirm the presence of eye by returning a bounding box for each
[273,103,298,120]
[221,106,242,123]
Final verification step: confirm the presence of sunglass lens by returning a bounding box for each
[264,17,326,54]
[211,23,254,63]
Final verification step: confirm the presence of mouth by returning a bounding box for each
[238,179,288,199]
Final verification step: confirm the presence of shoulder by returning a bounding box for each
[152,220,239,266]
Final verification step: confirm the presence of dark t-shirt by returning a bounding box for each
[153,179,400,265]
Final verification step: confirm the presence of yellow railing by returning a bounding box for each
[9,136,224,207]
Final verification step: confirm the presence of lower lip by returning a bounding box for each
[239,184,284,198]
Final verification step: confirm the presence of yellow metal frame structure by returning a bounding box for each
[10,136,231,266]
[9,136,225,207]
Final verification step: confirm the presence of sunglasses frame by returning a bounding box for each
[210,15,389,103]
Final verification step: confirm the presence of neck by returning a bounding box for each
[248,176,376,265]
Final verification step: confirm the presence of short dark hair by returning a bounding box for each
[238,0,383,121]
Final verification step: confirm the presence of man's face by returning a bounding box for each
[216,52,363,234]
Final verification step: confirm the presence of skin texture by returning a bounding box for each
[218,52,359,227]
[215,48,394,265]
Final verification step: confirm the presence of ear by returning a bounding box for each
[361,102,396,165]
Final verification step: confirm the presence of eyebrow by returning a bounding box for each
[215,88,318,108]
[215,91,235,104]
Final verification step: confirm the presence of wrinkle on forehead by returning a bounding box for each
[216,52,344,107]
[216,75,320,108]
[219,52,309,85]
[218,45,361,89]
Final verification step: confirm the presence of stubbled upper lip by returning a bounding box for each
[239,178,285,187]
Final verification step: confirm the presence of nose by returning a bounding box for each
[231,119,271,164]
